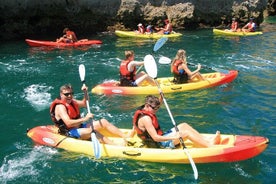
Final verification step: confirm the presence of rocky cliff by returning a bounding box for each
[0,0,275,40]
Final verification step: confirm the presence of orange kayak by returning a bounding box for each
[25,39,102,47]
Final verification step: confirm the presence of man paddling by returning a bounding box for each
[50,84,131,145]
[132,95,221,148]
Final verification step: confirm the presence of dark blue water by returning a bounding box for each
[0,24,275,183]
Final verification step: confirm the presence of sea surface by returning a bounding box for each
[0,20,276,183]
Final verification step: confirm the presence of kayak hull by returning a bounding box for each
[25,39,102,47]
[213,29,263,36]
[27,125,269,164]
[92,70,238,95]
[115,30,182,39]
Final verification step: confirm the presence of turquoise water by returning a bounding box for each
[0,25,276,183]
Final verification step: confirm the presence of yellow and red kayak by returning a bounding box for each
[25,39,102,47]
[27,125,269,164]
[92,70,238,95]
[213,29,263,36]
[115,30,182,39]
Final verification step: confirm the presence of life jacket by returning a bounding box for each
[172,59,183,75]
[119,60,136,86]
[247,22,256,31]
[138,26,145,33]
[50,98,80,135]
[146,25,153,33]
[133,107,163,147]
[172,59,188,84]
[231,22,238,30]
[66,31,78,42]
[164,23,173,33]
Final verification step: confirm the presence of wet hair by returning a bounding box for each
[60,84,73,93]
[145,95,160,106]
[125,50,134,59]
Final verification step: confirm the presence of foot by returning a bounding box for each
[212,131,221,145]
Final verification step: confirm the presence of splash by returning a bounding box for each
[23,84,53,111]
[0,144,57,183]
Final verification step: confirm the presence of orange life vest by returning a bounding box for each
[50,98,80,134]
[66,31,78,42]
[231,22,238,30]
[172,59,188,84]
[119,60,136,86]
[133,107,163,144]
[172,59,183,75]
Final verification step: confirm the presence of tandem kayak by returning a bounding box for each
[27,125,269,164]
[92,70,238,95]
[25,39,103,47]
[213,29,263,36]
[115,30,182,39]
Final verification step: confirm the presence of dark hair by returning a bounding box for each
[145,95,160,106]
[63,28,69,34]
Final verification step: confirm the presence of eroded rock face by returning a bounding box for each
[0,0,274,40]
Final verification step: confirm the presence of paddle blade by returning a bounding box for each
[78,64,86,82]
[91,132,101,159]
[153,37,168,52]
[184,148,198,180]
[159,56,171,64]
[144,54,157,79]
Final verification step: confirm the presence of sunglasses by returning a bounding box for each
[63,92,74,97]
[148,104,160,110]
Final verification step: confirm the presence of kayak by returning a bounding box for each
[91,70,238,95]
[213,29,263,36]
[115,30,182,39]
[27,125,269,164]
[25,39,103,47]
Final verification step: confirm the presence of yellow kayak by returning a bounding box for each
[92,70,238,95]
[115,30,182,39]
[27,125,269,164]
[213,29,263,36]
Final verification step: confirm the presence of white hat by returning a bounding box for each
[138,23,142,27]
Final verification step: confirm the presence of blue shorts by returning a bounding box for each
[164,31,170,35]
[159,128,176,148]
[68,123,88,138]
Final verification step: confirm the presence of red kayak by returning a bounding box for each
[25,39,102,47]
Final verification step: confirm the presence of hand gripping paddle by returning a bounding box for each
[79,64,101,159]
[144,55,198,180]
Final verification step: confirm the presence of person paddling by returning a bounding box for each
[50,84,131,145]
[56,28,78,43]
[171,49,205,84]
[132,95,221,148]
[119,50,155,86]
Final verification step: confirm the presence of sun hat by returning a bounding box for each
[137,23,142,27]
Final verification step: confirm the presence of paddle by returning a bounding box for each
[153,37,168,52]
[144,54,198,180]
[158,56,229,74]
[137,37,168,73]
[78,64,101,159]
